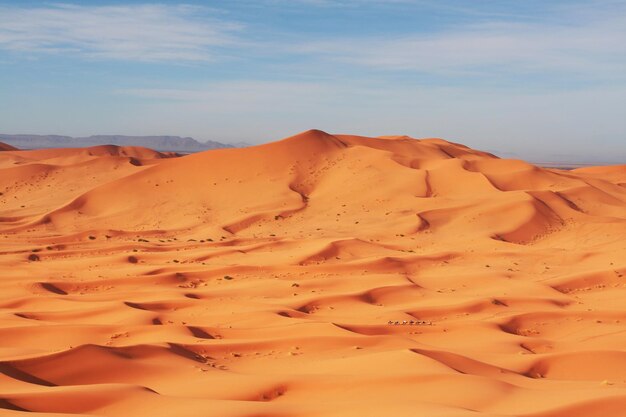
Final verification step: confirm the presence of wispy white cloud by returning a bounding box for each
[0,4,241,62]
[1,1,624,79]
[297,15,626,79]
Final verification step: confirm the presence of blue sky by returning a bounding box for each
[1,1,625,162]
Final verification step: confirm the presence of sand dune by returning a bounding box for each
[0,130,625,417]
[0,142,18,152]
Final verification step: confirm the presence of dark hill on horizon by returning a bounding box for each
[0,134,233,153]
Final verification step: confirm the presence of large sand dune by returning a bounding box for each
[0,130,625,417]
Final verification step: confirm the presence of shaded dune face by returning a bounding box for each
[0,130,625,417]
[0,142,18,151]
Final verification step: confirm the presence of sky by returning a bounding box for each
[0,0,625,163]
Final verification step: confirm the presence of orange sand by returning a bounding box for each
[0,130,625,417]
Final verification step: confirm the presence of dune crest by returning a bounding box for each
[1,130,625,417]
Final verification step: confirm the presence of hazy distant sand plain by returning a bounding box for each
[1,130,625,417]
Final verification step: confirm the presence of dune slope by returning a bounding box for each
[0,130,625,417]
[0,142,18,151]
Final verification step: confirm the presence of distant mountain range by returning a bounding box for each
[0,134,237,153]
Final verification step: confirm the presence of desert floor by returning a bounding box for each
[1,130,625,417]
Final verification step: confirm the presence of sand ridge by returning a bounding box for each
[0,130,625,417]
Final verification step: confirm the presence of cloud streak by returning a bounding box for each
[298,16,626,80]
[1,1,624,79]
[0,4,241,62]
